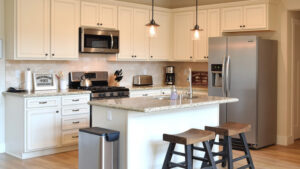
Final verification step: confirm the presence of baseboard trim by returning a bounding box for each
[277,135,294,145]
[0,143,5,153]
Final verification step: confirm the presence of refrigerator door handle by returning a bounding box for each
[226,55,231,96]
[222,55,227,97]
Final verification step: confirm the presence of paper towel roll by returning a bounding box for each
[25,68,32,92]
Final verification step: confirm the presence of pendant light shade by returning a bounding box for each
[191,0,203,40]
[146,0,159,38]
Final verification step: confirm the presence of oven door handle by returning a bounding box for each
[110,33,114,49]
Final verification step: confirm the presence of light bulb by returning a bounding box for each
[149,25,157,38]
[193,30,200,40]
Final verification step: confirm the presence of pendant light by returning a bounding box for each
[146,0,159,38]
[191,0,203,40]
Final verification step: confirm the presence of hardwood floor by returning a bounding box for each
[0,140,300,169]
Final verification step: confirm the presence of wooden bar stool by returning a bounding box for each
[204,122,255,169]
[162,129,217,169]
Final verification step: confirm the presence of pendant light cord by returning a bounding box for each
[152,0,154,21]
[196,0,198,26]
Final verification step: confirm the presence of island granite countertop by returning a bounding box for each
[89,95,238,112]
[128,85,208,92]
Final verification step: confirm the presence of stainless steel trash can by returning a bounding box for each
[79,127,120,169]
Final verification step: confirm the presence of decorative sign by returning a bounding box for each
[33,73,57,91]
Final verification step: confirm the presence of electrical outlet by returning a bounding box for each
[107,111,112,121]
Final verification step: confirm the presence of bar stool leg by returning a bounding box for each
[221,137,228,167]
[225,136,233,169]
[185,145,193,169]
[203,141,217,169]
[162,143,176,169]
[200,139,215,168]
[239,133,255,169]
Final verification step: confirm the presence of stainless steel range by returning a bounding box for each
[69,71,130,100]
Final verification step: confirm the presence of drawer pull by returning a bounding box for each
[72,136,79,139]
[72,109,80,112]
[142,94,148,96]
[72,99,80,102]
[72,121,80,124]
[39,101,48,104]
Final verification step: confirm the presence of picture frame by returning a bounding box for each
[33,73,57,91]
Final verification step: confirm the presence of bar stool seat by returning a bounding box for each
[162,129,217,169]
[205,122,251,136]
[163,128,215,145]
[204,122,255,169]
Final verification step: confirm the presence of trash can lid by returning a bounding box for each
[79,127,120,142]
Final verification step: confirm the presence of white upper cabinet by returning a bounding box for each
[221,7,243,31]
[81,1,117,29]
[16,0,50,59]
[222,4,269,32]
[243,4,267,30]
[149,11,172,61]
[118,7,149,61]
[6,0,80,60]
[51,0,80,60]
[173,11,194,61]
[207,9,221,37]
[81,2,99,27]
[118,7,134,60]
[194,10,208,61]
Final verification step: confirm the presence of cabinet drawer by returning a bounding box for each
[62,130,79,145]
[62,115,89,130]
[26,97,60,108]
[62,95,90,106]
[62,105,90,116]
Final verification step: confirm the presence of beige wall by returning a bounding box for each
[0,0,5,153]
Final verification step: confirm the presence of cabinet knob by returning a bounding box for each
[190,56,193,59]
[243,25,246,28]
[56,111,59,113]
[52,54,55,56]
[240,25,242,28]
[100,23,103,26]
[45,53,48,56]
[97,23,100,26]
[150,56,153,58]
[135,55,137,58]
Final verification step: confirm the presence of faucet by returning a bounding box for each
[187,68,193,99]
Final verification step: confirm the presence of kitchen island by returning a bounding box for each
[89,95,238,169]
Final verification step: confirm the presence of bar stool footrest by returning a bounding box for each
[233,155,249,162]
[215,159,226,164]
[169,162,186,168]
[193,146,205,152]
[237,164,251,169]
[173,151,185,156]
[193,156,209,162]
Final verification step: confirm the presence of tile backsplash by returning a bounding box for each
[5,54,208,88]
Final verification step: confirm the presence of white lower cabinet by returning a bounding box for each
[5,93,90,159]
[26,107,61,151]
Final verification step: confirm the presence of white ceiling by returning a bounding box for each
[117,0,248,8]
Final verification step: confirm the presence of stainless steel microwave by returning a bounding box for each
[79,27,119,54]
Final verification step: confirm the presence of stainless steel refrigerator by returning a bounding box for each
[208,36,277,149]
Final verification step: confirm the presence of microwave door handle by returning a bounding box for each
[110,33,114,49]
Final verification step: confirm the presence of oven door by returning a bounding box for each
[80,28,119,54]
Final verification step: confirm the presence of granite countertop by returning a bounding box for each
[2,89,91,97]
[89,95,238,113]
[128,85,208,92]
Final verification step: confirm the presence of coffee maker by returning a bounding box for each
[165,66,175,85]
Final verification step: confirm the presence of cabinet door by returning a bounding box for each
[194,10,208,61]
[51,0,80,59]
[133,9,149,60]
[221,7,243,32]
[173,12,194,61]
[26,108,61,151]
[99,4,117,29]
[81,1,98,27]
[149,11,172,61]
[17,0,50,59]
[207,9,220,37]
[243,4,267,30]
[118,7,134,60]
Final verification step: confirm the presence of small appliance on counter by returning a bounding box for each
[133,75,153,86]
[165,66,175,85]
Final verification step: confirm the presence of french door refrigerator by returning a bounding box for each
[208,36,277,149]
